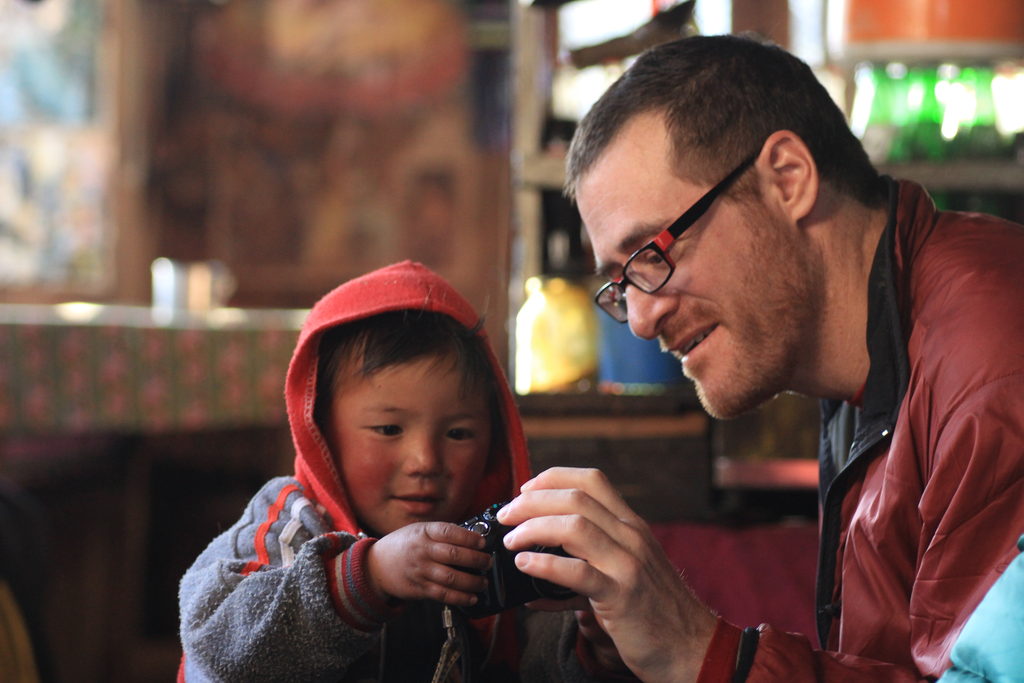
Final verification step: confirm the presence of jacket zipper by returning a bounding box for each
[815,424,893,646]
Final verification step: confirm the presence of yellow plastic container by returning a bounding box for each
[514,276,599,394]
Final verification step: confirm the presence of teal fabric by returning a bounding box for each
[939,535,1024,683]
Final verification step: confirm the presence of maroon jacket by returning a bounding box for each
[703,179,1024,681]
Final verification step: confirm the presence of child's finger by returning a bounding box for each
[423,563,488,600]
[423,521,487,549]
[429,541,492,571]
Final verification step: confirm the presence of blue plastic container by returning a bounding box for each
[597,310,684,393]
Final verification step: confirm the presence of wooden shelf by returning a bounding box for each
[516,385,701,416]
[714,456,818,490]
[523,411,707,439]
[879,159,1024,192]
[517,154,1024,195]
[517,157,1024,194]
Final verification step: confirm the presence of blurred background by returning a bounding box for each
[1,0,1022,679]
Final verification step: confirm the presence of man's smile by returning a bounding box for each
[665,323,718,358]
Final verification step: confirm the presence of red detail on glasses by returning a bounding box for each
[653,230,676,252]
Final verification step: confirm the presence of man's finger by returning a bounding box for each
[515,467,642,524]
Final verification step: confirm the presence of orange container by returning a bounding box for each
[838,0,1024,62]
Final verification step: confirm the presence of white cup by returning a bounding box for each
[151,258,236,323]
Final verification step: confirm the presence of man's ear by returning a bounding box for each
[758,130,818,223]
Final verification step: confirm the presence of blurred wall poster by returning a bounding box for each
[146,0,507,310]
[0,0,110,289]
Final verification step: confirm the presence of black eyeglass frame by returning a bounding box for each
[594,150,761,323]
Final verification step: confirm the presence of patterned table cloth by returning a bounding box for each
[0,304,307,435]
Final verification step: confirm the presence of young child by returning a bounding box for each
[178,261,597,682]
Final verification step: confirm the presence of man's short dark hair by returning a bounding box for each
[565,34,885,207]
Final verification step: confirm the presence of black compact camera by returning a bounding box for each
[457,501,576,618]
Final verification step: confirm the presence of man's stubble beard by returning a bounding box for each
[691,207,824,420]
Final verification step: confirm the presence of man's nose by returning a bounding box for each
[626,287,672,340]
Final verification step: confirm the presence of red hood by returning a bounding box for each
[286,260,531,534]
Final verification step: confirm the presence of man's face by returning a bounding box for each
[577,113,822,418]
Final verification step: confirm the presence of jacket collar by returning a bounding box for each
[820,176,911,486]
[858,177,911,437]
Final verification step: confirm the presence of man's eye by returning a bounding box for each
[371,425,402,436]
[635,249,667,267]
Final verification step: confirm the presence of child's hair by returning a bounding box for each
[313,310,503,453]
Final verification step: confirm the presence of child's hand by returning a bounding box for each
[367,522,492,605]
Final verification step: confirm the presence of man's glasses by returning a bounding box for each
[594,151,759,323]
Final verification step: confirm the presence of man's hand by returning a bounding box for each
[576,609,633,675]
[367,521,491,605]
[497,467,718,683]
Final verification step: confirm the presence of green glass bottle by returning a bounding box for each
[855,63,895,164]
[964,65,1011,159]
[886,63,914,163]
[907,65,946,162]
[855,62,918,164]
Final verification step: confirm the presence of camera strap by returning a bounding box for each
[430,605,464,683]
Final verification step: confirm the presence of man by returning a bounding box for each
[496,34,1024,681]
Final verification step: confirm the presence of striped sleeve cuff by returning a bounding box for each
[323,537,403,632]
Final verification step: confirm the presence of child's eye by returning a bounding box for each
[370,425,402,436]
[446,427,476,441]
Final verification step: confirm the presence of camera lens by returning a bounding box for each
[467,521,490,536]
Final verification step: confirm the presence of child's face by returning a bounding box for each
[324,355,493,536]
